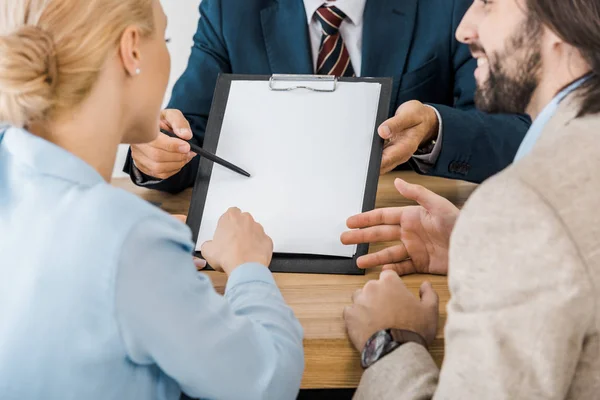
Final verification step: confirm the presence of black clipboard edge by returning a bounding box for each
[187,74,393,275]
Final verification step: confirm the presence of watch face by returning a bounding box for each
[362,330,392,368]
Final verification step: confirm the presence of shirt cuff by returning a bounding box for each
[225,263,276,294]
[411,105,443,172]
[131,159,162,186]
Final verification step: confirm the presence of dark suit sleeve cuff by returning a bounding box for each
[130,160,163,186]
[411,105,443,173]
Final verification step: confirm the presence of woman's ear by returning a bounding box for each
[118,26,142,77]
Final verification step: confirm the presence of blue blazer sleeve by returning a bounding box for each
[124,0,230,194]
[410,0,531,183]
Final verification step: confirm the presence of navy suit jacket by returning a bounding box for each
[125,0,531,193]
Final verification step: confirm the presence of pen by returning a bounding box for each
[160,129,251,178]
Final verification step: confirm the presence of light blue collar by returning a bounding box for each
[514,77,588,162]
[1,126,104,187]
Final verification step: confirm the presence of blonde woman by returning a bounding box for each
[0,1,303,399]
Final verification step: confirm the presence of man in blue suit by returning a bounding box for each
[125,0,531,194]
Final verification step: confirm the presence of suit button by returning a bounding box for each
[450,161,470,175]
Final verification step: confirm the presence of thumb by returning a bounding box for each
[161,109,193,140]
[394,178,443,212]
[193,257,207,269]
[378,101,423,140]
[419,281,439,311]
[172,127,193,141]
[200,240,217,268]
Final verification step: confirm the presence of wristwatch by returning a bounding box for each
[414,138,437,155]
[361,329,428,369]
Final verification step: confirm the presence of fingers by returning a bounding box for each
[145,128,193,154]
[382,260,417,276]
[200,240,218,269]
[130,153,191,179]
[379,269,402,282]
[200,241,225,272]
[162,138,191,154]
[221,207,242,222]
[200,240,212,256]
[346,208,404,230]
[153,131,192,154]
[241,211,257,225]
[378,102,427,173]
[215,207,243,232]
[172,214,187,223]
[131,112,197,178]
[161,109,193,140]
[130,132,196,179]
[379,101,440,175]
[378,101,423,140]
[217,207,262,236]
[193,257,207,269]
[343,303,371,352]
[356,244,409,269]
[419,281,439,311]
[380,137,418,174]
[341,225,402,246]
[133,139,193,163]
[343,305,352,319]
[394,178,448,212]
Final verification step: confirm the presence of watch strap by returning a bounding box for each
[361,329,428,369]
[390,329,429,349]
[415,138,437,155]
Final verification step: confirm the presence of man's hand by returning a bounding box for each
[201,208,273,275]
[379,100,439,174]
[130,109,197,180]
[341,179,458,276]
[344,270,439,352]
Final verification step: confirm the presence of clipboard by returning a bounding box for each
[187,74,393,275]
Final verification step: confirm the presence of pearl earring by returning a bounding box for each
[135,68,141,75]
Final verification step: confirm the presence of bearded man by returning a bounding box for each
[341,0,600,398]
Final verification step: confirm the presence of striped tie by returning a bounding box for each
[315,5,355,77]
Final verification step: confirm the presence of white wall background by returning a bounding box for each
[112,0,201,178]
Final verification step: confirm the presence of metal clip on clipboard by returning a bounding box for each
[268,74,338,92]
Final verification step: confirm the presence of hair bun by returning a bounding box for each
[0,26,58,127]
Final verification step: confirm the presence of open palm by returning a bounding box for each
[341,179,459,275]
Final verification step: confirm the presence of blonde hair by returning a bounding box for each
[0,0,155,128]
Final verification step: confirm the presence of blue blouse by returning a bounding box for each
[0,127,304,400]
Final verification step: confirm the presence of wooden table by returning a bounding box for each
[112,171,477,389]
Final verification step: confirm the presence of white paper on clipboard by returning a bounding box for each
[195,79,382,257]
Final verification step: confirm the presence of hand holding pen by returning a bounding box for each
[159,129,250,177]
[130,109,250,179]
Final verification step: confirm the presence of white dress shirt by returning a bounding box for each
[303,0,366,76]
[303,0,442,168]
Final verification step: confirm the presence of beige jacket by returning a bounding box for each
[355,95,600,400]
